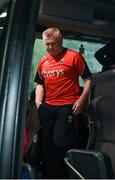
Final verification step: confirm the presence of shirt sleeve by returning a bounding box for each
[74,52,92,79]
[34,60,44,84]
[34,70,44,84]
[81,60,92,80]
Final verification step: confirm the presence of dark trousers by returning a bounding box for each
[38,103,78,179]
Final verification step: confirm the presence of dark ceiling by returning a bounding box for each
[37,0,115,43]
[0,0,115,41]
[72,0,115,23]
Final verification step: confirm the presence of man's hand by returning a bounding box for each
[35,101,42,109]
[72,99,86,115]
[35,84,44,109]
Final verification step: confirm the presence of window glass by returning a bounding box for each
[0,1,10,80]
[0,1,9,39]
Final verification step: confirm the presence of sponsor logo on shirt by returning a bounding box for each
[42,69,64,77]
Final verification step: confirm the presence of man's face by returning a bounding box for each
[43,36,62,56]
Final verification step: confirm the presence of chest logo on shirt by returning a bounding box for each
[43,61,50,66]
[59,58,64,64]
[42,69,64,77]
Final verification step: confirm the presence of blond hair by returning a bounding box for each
[42,27,63,43]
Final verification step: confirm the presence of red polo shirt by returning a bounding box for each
[36,48,85,106]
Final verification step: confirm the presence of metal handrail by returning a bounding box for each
[64,157,86,180]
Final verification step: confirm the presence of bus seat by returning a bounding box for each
[21,162,36,179]
[64,149,113,179]
[65,69,115,179]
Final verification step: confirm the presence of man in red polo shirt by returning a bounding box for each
[34,27,92,178]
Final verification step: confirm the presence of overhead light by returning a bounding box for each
[0,27,4,29]
[0,12,7,18]
[82,35,102,41]
[93,19,108,26]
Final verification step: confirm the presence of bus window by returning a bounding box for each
[29,37,104,92]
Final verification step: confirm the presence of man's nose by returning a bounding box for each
[48,44,53,48]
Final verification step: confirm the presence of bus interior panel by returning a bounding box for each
[0,0,115,178]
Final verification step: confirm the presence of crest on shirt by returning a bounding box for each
[43,61,50,66]
[59,58,64,64]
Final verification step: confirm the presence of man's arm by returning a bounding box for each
[35,84,44,109]
[73,55,92,115]
[72,78,91,115]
